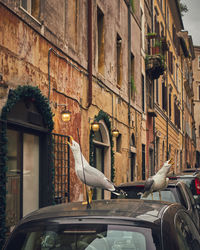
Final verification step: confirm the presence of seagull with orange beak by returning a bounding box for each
[67,136,123,203]
[141,159,174,200]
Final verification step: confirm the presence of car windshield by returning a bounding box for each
[5,223,161,250]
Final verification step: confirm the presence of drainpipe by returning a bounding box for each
[128,0,131,178]
[165,0,169,160]
[152,0,156,173]
[87,0,92,108]
[48,48,53,102]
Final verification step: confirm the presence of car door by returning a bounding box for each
[183,183,200,229]
[174,211,200,250]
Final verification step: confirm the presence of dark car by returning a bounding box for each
[112,180,200,229]
[176,169,200,211]
[3,199,200,250]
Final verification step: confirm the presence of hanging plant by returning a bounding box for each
[130,0,135,13]
[0,85,54,249]
[1,85,54,130]
[89,110,115,181]
[131,77,136,99]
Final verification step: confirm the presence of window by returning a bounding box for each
[156,79,159,103]
[97,7,104,75]
[142,74,145,111]
[168,51,173,74]
[174,101,180,129]
[176,64,178,88]
[160,0,163,11]
[167,7,169,29]
[116,133,122,153]
[130,153,136,181]
[198,85,200,100]
[21,0,40,19]
[198,56,200,69]
[149,149,154,176]
[156,136,160,171]
[162,81,167,112]
[162,141,165,164]
[117,34,122,88]
[131,53,135,99]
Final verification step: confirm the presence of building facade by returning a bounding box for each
[193,46,200,166]
[0,0,144,246]
[0,0,197,247]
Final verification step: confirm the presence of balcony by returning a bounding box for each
[145,34,167,80]
[145,54,166,80]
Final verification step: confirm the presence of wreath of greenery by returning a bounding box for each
[89,110,115,181]
[0,85,54,249]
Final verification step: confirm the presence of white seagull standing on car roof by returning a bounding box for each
[67,136,123,203]
[141,159,173,200]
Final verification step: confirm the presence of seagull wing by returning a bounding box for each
[141,178,154,198]
[144,178,154,192]
[76,164,115,191]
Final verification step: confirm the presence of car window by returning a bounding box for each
[176,185,188,209]
[175,211,200,250]
[141,190,177,203]
[4,223,162,250]
[115,186,144,199]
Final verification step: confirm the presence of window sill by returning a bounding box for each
[19,6,41,26]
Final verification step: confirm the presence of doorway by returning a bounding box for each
[6,129,40,229]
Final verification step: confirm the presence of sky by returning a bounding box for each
[181,0,200,46]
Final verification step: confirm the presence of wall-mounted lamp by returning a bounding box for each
[54,103,71,122]
[89,118,100,132]
[61,109,71,122]
[112,128,119,137]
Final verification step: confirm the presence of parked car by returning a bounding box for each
[3,199,200,250]
[112,180,200,229]
[176,169,200,210]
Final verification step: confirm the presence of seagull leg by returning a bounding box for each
[82,186,93,205]
[159,191,161,201]
[88,189,93,203]
[151,193,153,200]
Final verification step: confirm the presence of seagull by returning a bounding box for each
[141,159,173,200]
[67,136,124,203]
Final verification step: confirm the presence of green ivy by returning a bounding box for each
[0,85,54,249]
[89,110,115,181]
[130,0,135,13]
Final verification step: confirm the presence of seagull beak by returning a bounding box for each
[168,158,174,166]
[67,136,74,146]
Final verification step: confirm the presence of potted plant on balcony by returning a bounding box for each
[146,32,157,39]
[152,39,161,55]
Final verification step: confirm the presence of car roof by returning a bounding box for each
[118,180,180,188]
[19,199,179,226]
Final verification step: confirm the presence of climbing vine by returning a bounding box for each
[0,85,54,249]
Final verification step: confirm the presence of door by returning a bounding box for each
[93,145,104,200]
[6,129,39,230]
